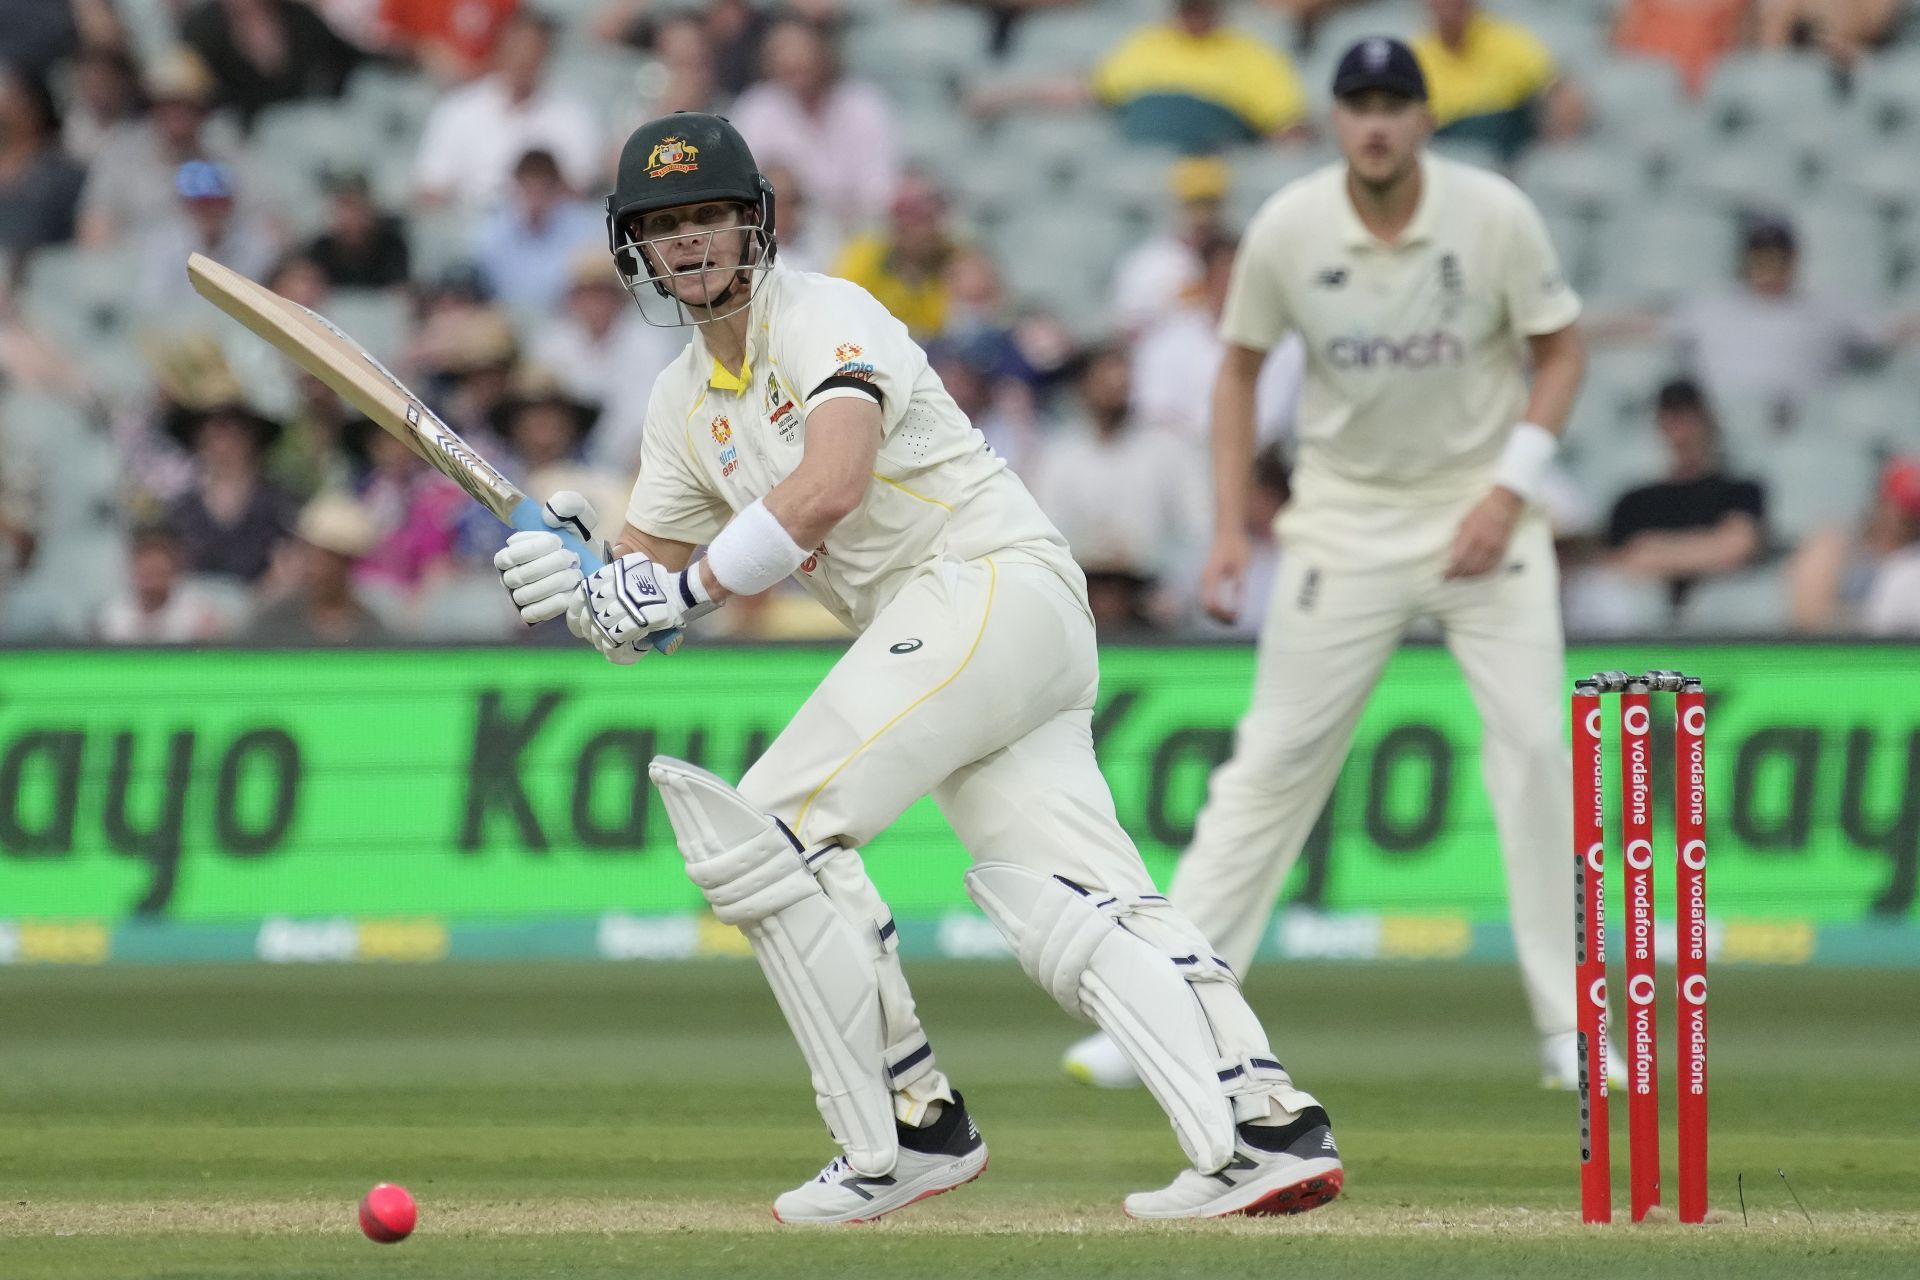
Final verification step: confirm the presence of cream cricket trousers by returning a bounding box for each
[739,553,1155,897]
[1171,514,1577,1036]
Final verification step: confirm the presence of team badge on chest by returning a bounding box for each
[765,372,801,446]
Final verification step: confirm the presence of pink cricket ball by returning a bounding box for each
[358,1183,417,1243]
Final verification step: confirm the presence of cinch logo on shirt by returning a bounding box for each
[1326,330,1465,370]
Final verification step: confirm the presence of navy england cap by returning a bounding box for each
[1332,36,1429,102]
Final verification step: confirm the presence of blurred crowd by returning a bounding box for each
[0,0,1917,646]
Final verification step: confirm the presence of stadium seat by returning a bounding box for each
[253,102,376,179]
[1822,376,1915,452]
[1081,147,1188,225]
[1226,146,1336,226]
[1585,57,1687,144]
[0,391,123,640]
[18,245,154,366]
[1000,208,1135,334]
[1003,7,1132,75]
[1830,147,1920,219]
[1675,566,1790,636]
[1590,207,1735,307]
[1709,388,1795,472]
[1583,346,1684,419]
[1671,142,1809,213]
[844,6,994,87]
[1513,139,1638,220]
[407,206,481,282]
[991,113,1129,191]
[1756,437,1878,543]
[344,64,440,152]
[1796,205,1895,301]
[1561,568,1672,639]
[1702,51,1837,134]
[1853,49,1920,137]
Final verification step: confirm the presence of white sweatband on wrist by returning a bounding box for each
[704,498,810,596]
[1493,421,1557,502]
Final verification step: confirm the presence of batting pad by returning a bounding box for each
[650,757,898,1176]
[966,863,1253,1173]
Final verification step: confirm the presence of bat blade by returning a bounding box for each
[186,252,681,654]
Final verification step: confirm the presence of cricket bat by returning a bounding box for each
[185,252,680,654]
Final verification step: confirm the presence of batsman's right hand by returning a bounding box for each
[495,529,582,625]
[492,491,602,626]
[1200,527,1251,625]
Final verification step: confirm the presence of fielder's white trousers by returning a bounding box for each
[740,552,1155,897]
[1171,514,1577,1036]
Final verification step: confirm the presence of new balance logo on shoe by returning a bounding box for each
[1320,1133,1338,1152]
[1210,1152,1260,1188]
[839,1174,897,1202]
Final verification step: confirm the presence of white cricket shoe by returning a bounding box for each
[1540,1030,1628,1091]
[1124,1106,1344,1220]
[771,1094,988,1225]
[1061,1031,1142,1088]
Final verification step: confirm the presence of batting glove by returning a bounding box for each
[579,552,710,651]
[491,492,604,626]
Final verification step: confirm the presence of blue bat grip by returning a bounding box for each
[507,497,683,655]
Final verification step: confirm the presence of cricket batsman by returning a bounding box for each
[491,113,1343,1224]
[1063,39,1625,1093]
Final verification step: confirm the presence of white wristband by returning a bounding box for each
[1493,421,1557,502]
[704,498,809,596]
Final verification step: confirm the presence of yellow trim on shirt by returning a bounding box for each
[708,355,752,393]
[869,471,954,512]
[792,558,998,840]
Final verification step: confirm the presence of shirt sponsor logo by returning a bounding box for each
[831,342,876,383]
[711,414,738,476]
[645,137,699,178]
[710,415,731,445]
[1326,330,1465,369]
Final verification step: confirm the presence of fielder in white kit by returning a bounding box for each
[1064,39,1623,1092]
[492,112,1343,1224]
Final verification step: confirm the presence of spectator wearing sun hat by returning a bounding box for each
[247,492,395,645]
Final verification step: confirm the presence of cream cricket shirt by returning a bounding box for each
[627,264,1077,632]
[1221,153,1581,564]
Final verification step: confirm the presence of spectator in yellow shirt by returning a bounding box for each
[1094,0,1307,150]
[1413,0,1586,159]
[971,0,1307,154]
[831,174,956,340]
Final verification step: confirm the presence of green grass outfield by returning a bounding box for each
[2,960,1915,1279]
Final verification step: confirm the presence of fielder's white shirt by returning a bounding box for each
[627,265,1077,632]
[1221,153,1580,562]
